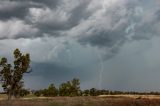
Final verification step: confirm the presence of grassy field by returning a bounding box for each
[0,95,160,106]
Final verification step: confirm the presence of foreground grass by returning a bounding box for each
[0,95,160,106]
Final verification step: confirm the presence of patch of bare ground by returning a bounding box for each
[0,95,160,106]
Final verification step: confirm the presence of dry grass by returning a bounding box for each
[0,95,160,106]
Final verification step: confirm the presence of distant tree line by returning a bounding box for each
[33,78,81,97]
[32,78,160,97]
[82,89,160,96]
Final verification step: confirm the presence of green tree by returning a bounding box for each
[59,78,81,96]
[0,49,31,100]
[70,78,81,96]
[83,89,90,96]
[90,88,98,96]
[43,84,58,97]
[18,89,30,97]
[34,90,42,97]
[59,81,71,96]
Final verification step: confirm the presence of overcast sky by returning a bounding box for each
[0,0,160,91]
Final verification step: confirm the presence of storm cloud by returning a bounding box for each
[0,0,159,57]
[0,0,160,90]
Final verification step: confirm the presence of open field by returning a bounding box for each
[0,95,160,106]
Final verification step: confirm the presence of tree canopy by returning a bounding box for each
[59,78,81,96]
[0,48,31,100]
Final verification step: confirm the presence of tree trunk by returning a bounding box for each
[8,91,11,100]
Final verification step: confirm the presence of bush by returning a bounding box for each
[34,91,41,97]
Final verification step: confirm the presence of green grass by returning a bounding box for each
[23,94,37,98]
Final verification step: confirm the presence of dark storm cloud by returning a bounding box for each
[30,0,92,36]
[29,62,94,82]
[155,10,160,20]
[0,0,159,56]
[78,24,127,48]
[30,62,73,78]
[75,0,160,58]
[0,0,60,20]
[0,1,43,20]
[0,0,92,39]
[131,8,160,40]
[0,3,27,20]
[31,0,60,8]
[68,0,91,27]
[77,1,134,47]
[78,28,127,60]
